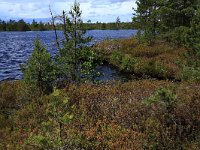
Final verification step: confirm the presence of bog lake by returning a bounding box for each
[0,30,137,81]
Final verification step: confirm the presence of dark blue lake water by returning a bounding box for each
[0,30,137,81]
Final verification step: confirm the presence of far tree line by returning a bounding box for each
[0,17,134,32]
[0,19,52,31]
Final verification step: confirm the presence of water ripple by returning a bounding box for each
[0,30,137,81]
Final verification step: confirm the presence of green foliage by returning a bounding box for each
[135,30,146,44]
[115,16,121,30]
[46,89,74,125]
[84,22,134,30]
[0,19,6,31]
[181,8,200,82]
[80,48,99,82]
[26,135,49,149]
[169,26,190,47]
[25,89,74,149]
[152,61,167,77]
[146,88,176,107]
[186,8,200,61]
[182,66,200,82]
[133,0,198,45]
[133,0,161,44]
[17,19,30,31]
[0,19,51,31]
[21,37,56,94]
[57,1,97,84]
[121,54,138,71]
[110,51,123,65]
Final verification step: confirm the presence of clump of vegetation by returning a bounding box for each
[96,38,186,80]
[1,0,200,149]
[25,89,74,149]
[21,37,56,94]
[52,1,97,85]
[1,80,200,149]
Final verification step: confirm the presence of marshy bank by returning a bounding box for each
[1,78,200,149]
[95,38,187,81]
[1,37,200,149]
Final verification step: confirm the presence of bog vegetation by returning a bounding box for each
[0,0,200,149]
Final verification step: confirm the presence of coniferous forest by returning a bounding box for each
[0,18,134,31]
[1,0,200,149]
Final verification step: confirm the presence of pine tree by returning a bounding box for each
[133,0,199,46]
[57,1,95,85]
[159,0,198,45]
[133,0,161,44]
[21,37,56,94]
[31,19,39,31]
[186,8,200,65]
[116,16,121,30]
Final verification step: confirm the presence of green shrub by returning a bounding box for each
[21,37,56,94]
[146,88,176,107]
[110,51,123,65]
[182,66,200,82]
[120,54,138,71]
[152,61,167,78]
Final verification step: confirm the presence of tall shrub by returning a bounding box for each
[21,37,56,94]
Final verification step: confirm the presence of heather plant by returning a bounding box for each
[2,79,200,149]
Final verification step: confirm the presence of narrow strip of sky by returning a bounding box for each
[0,0,136,22]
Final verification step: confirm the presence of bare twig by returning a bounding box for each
[49,5,60,49]
[62,10,68,41]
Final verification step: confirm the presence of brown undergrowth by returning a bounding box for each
[1,80,200,149]
[95,38,187,80]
